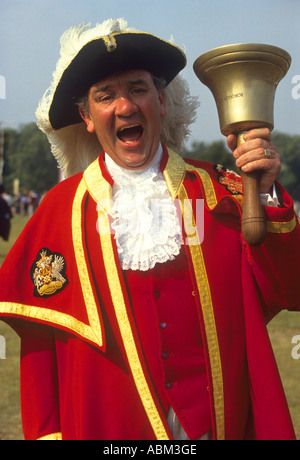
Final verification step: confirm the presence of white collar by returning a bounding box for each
[104,144,183,271]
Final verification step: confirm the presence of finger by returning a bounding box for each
[234,144,281,172]
[239,158,279,174]
[238,156,281,194]
[226,134,237,152]
[235,146,277,167]
[243,127,272,142]
[234,141,272,161]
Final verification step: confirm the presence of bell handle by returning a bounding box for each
[237,132,266,246]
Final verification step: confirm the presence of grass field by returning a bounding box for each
[0,215,28,440]
[0,215,299,440]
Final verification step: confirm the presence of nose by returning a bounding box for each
[115,96,138,117]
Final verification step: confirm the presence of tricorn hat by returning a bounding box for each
[47,24,186,130]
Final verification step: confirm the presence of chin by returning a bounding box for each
[123,154,150,170]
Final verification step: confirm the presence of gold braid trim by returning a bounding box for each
[185,164,218,210]
[72,179,103,347]
[266,216,296,234]
[178,183,225,441]
[37,432,62,440]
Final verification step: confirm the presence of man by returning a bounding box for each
[0,184,12,242]
[0,19,299,441]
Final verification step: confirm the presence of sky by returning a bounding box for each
[0,0,299,146]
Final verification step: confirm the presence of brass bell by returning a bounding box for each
[194,43,291,245]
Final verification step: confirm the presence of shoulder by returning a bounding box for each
[21,172,85,232]
[183,157,244,198]
[39,172,84,208]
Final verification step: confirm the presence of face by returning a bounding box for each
[80,69,167,169]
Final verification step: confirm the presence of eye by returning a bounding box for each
[98,95,114,103]
[131,87,147,95]
[92,92,115,104]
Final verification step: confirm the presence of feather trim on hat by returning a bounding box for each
[36,19,199,178]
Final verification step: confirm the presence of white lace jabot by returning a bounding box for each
[104,145,183,271]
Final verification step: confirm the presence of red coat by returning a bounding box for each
[0,146,300,440]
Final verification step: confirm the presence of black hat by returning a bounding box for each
[48,31,186,130]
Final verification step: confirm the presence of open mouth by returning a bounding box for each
[117,124,144,144]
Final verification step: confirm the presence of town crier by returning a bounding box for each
[0,18,299,440]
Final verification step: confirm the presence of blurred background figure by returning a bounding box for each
[0,184,12,242]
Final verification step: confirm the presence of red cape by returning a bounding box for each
[0,146,299,440]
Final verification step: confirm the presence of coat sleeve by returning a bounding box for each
[6,319,62,440]
[247,183,300,319]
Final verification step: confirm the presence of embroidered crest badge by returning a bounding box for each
[30,248,69,297]
[214,164,243,195]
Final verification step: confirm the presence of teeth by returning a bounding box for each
[118,124,140,132]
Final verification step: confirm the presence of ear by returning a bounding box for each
[79,106,95,133]
[158,91,167,118]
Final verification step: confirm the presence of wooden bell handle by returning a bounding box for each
[237,132,266,246]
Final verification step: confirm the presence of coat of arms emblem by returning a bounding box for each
[30,248,69,297]
[214,164,244,195]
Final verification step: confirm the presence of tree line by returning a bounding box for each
[2,122,300,201]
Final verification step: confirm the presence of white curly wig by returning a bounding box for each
[36,18,199,178]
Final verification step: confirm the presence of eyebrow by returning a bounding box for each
[127,79,149,86]
[92,79,149,95]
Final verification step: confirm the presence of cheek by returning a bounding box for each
[93,120,116,150]
[91,111,113,139]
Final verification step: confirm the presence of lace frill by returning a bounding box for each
[105,147,183,271]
